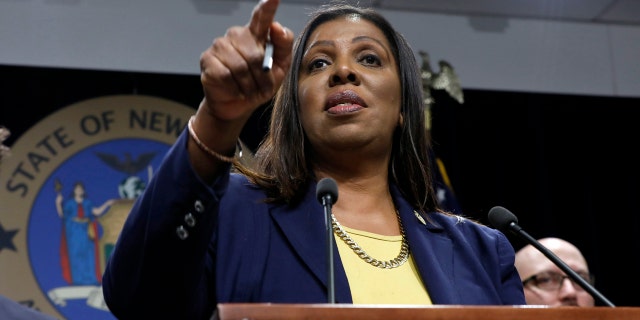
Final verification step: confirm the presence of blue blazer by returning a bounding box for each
[102,131,525,320]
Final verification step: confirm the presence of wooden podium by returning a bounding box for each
[217,303,640,320]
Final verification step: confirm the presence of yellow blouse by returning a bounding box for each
[335,225,432,305]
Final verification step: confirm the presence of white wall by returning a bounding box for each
[1,0,638,97]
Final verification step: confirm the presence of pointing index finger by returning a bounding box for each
[248,0,280,40]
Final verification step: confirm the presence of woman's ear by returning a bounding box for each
[398,113,404,127]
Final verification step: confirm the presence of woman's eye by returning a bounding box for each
[361,54,381,66]
[309,59,329,71]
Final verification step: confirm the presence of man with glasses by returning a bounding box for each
[514,237,595,307]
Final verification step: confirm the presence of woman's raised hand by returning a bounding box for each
[199,0,293,123]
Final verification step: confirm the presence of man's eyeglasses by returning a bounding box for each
[522,271,594,291]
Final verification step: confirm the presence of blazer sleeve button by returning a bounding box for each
[184,213,196,227]
[194,200,204,213]
[176,225,189,240]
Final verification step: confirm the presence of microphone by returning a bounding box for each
[488,206,615,307]
[316,177,338,304]
[316,177,338,206]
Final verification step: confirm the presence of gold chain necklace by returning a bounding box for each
[331,210,409,269]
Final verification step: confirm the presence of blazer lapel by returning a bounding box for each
[269,182,352,303]
[393,187,460,304]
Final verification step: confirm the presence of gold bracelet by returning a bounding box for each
[187,116,236,163]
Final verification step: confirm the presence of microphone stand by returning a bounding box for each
[321,195,336,304]
[509,222,615,307]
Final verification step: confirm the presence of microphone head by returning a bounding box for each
[488,206,518,231]
[316,178,338,204]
